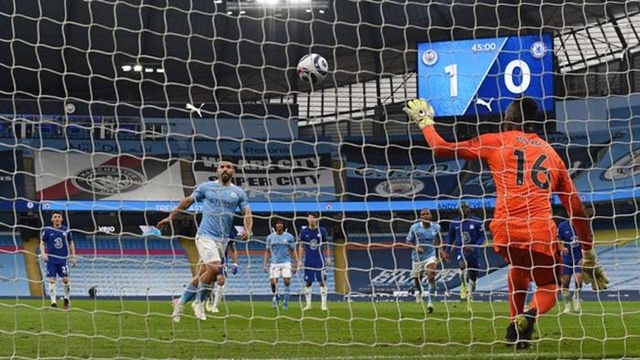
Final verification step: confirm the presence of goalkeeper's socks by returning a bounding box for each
[49,282,57,305]
[532,283,558,315]
[179,283,198,304]
[561,288,570,303]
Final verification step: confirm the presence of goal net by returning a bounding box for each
[1,0,640,358]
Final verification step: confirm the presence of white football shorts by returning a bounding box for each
[411,256,437,278]
[195,235,225,264]
[269,262,292,279]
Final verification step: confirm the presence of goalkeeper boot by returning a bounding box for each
[50,302,58,310]
[562,302,571,314]
[63,298,70,311]
[171,299,184,323]
[505,322,518,346]
[427,301,434,314]
[271,295,279,309]
[515,308,537,350]
[321,301,328,311]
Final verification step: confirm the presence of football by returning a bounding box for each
[297,53,329,84]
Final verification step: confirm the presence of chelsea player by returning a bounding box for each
[298,212,331,311]
[557,219,583,313]
[448,202,486,309]
[40,211,77,310]
[405,208,445,313]
[263,217,298,310]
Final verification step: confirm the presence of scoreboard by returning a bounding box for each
[417,34,554,117]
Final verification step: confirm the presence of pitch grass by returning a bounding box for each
[1,299,639,359]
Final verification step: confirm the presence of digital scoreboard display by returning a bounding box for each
[417,34,554,117]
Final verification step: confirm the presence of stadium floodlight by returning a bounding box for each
[255,0,279,5]
[133,65,143,72]
[121,65,132,72]
[226,0,327,11]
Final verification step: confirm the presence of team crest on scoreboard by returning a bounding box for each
[530,41,548,59]
[375,179,425,196]
[602,149,640,180]
[422,49,438,66]
[72,166,145,195]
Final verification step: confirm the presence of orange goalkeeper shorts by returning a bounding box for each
[494,246,562,287]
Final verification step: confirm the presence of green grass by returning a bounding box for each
[1,299,639,359]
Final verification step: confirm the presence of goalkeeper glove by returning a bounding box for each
[231,263,239,275]
[582,249,610,291]
[403,98,435,129]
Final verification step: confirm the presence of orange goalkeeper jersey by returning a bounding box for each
[422,127,592,256]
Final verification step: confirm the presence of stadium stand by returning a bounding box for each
[0,233,30,297]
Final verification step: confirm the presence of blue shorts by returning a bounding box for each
[457,252,480,270]
[562,263,582,276]
[46,260,69,278]
[304,269,326,284]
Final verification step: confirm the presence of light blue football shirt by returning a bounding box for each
[406,221,441,262]
[266,231,296,265]
[191,181,249,241]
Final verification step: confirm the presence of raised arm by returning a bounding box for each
[403,98,492,161]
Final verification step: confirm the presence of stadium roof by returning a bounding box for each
[0,0,636,103]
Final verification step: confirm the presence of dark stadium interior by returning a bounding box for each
[0,0,634,104]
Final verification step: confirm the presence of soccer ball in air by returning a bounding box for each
[297,53,329,84]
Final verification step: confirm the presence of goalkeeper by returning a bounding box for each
[404,97,609,349]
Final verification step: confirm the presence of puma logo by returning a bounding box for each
[186,103,204,117]
[475,97,494,112]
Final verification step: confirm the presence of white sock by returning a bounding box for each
[459,269,467,288]
[305,286,312,306]
[213,284,225,308]
[468,280,476,299]
[49,282,57,304]
[573,288,581,301]
[64,282,70,300]
[320,285,327,305]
